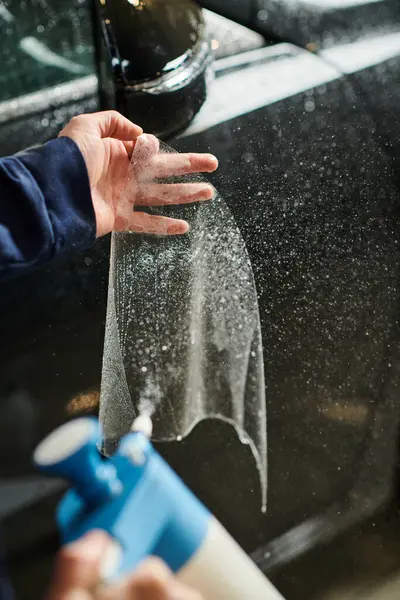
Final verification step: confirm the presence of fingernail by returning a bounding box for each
[209,185,217,199]
[167,222,189,235]
[199,185,213,199]
[136,134,159,156]
[114,216,129,232]
[208,154,219,169]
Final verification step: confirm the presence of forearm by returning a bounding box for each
[0,137,96,281]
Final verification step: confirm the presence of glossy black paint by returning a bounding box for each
[2,2,400,599]
[0,96,99,157]
[198,0,255,27]
[199,0,400,49]
[255,0,400,49]
[95,0,212,137]
[97,0,204,83]
[115,72,209,139]
[171,47,400,558]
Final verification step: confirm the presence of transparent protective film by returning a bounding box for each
[99,138,267,509]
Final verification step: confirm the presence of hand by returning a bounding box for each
[59,111,218,237]
[46,530,202,600]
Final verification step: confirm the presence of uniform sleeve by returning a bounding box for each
[0,136,96,281]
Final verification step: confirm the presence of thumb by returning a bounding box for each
[59,112,143,144]
[45,531,110,600]
[86,111,143,141]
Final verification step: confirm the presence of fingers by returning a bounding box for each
[113,132,218,235]
[46,531,109,600]
[94,111,143,140]
[122,140,138,159]
[114,213,189,236]
[136,183,214,206]
[130,134,218,181]
[147,152,218,180]
[47,533,203,600]
[100,558,171,600]
[64,111,143,141]
[132,134,160,164]
[99,558,203,600]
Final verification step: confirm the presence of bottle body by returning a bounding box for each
[34,418,284,599]
[179,517,284,600]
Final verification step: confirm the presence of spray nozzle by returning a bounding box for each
[131,414,153,438]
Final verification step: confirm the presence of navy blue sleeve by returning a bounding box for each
[0,136,96,281]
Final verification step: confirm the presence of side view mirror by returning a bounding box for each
[93,0,213,139]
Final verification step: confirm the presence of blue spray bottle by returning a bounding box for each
[33,416,284,600]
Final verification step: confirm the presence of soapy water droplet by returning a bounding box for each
[305,99,316,113]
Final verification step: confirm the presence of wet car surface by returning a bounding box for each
[1,1,400,599]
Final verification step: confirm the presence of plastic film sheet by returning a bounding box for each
[99,137,267,508]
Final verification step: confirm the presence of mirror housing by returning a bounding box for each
[94,0,213,138]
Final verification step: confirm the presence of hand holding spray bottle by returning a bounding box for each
[33,415,284,600]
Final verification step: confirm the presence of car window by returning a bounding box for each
[0,0,95,103]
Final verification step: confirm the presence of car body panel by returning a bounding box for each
[1,2,400,598]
